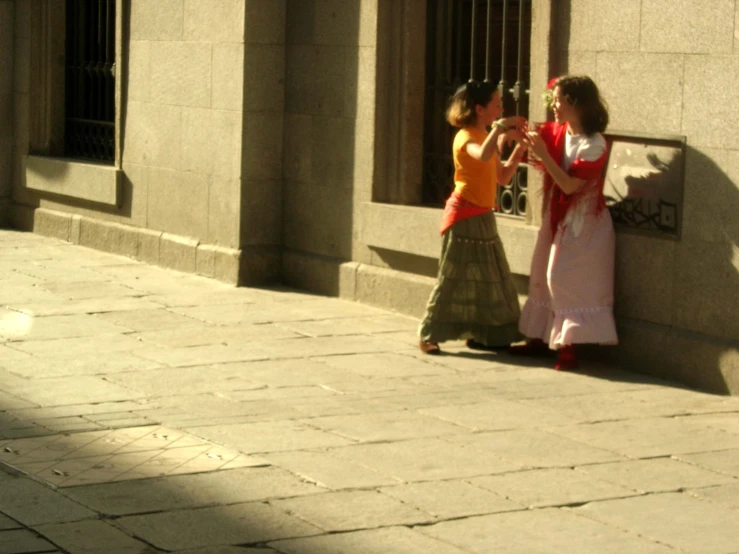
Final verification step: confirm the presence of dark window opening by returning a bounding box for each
[65,0,116,162]
[423,0,532,215]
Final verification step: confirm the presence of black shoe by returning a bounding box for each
[466,339,509,351]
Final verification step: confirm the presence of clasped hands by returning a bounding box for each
[494,117,547,157]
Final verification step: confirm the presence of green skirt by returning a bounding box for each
[418,211,522,346]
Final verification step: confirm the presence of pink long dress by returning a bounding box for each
[519,122,618,349]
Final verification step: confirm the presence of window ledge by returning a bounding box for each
[25,156,121,206]
[360,202,539,276]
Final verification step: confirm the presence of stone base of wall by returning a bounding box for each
[11,206,279,286]
[282,248,739,396]
[0,197,10,228]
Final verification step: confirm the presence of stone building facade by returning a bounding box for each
[1,0,737,393]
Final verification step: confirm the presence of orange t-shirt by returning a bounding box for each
[452,127,498,208]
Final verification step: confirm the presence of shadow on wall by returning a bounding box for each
[279,1,362,295]
[607,146,739,395]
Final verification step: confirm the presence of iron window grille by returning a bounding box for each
[423,0,531,217]
[65,0,116,163]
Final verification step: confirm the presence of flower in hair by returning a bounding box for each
[541,77,557,109]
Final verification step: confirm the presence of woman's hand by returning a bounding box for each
[498,116,528,131]
[525,131,547,158]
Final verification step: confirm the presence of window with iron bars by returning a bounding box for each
[423,0,531,217]
[65,0,116,163]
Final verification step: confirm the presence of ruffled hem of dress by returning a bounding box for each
[549,307,618,349]
[518,298,553,341]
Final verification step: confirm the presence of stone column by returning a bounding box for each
[238,0,286,284]
[0,0,13,226]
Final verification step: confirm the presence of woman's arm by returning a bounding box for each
[465,116,528,162]
[526,132,585,194]
[497,142,527,185]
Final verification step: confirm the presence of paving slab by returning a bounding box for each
[469,467,636,508]
[576,457,737,493]
[116,503,322,551]
[0,528,59,553]
[33,519,160,554]
[1,230,737,553]
[0,479,97,525]
[270,526,470,554]
[63,466,322,516]
[379,479,522,518]
[575,492,739,553]
[421,508,682,553]
[271,490,431,532]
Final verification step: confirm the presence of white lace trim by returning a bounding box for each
[553,306,612,315]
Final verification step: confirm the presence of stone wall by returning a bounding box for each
[0,0,12,226]
[555,0,739,392]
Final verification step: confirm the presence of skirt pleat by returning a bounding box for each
[419,212,522,346]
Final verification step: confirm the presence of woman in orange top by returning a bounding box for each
[419,81,528,354]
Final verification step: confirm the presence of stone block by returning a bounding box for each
[150,41,212,108]
[240,179,281,246]
[32,208,71,241]
[14,0,30,40]
[559,0,641,52]
[137,228,162,265]
[130,0,184,41]
[9,203,34,231]
[311,116,355,188]
[242,112,283,180]
[245,0,286,44]
[282,183,352,259]
[672,238,739,341]
[343,46,376,121]
[213,43,245,111]
[147,168,209,239]
[313,0,360,47]
[683,55,739,149]
[212,110,243,180]
[0,6,12,98]
[641,0,734,54]
[182,109,242,180]
[123,101,182,169]
[184,0,245,43]
[213,245,241,283]
[563,51,597,76]
[238,244,280,285]
[244,45,285,113]
[280,250,356,299]
[195,243,216,277]
[209,177,242,247]
[127,40,150,102]
[614,233,676,326]
[283,114,312,183]
[355,263,435,318]
[358,0,377,47]
[681,147,737,243]
[181,107,215,175]
[13,92,29,149]
[160,232,199,274]
[24,155,121,206]
[13,37,29,93]
[79,218,138,259]
[596,53,683,135]
[286,45,346,116]
[69,214,81,244]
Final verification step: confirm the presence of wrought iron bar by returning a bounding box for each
[65,0,115,162]
[497,0,508,98]
[485,0,492,81]
[469,0,476,80]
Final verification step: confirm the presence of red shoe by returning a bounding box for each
[419,340,441,355]
[508,339,551,357]
[554,345,578,370]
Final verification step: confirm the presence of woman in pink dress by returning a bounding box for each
[512,75,618,370]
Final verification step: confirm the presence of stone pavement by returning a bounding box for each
[0,229,738,554]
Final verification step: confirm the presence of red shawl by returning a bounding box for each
[439,191,489,235]
[536,122,609,236]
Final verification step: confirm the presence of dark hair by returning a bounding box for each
[446,80,498,127]
[552,75,609,135]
